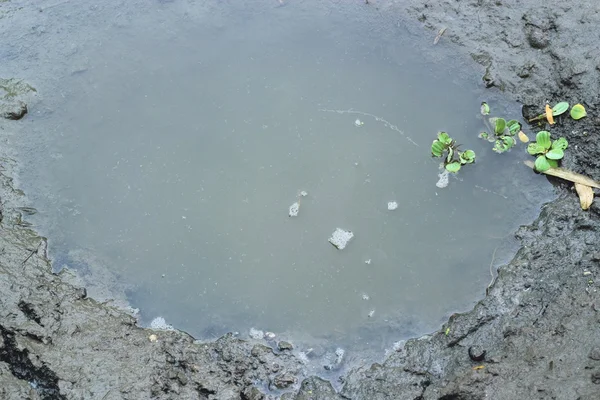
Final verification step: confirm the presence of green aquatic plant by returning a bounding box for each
[431,131,476,173]
[478,116,520,154]
[570,103,587,120]
[527,130,568,172]
[477,101,522,153]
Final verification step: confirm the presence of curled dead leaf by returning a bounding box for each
[518,131,530,143]
[545,104,555,125]
[575,183,594,210]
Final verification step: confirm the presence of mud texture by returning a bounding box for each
[2,1,600,399]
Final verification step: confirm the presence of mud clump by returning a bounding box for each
[0,100,28,120]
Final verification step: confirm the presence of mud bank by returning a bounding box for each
[1,1,600,399]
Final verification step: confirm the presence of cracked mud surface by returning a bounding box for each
[1,0,600,399]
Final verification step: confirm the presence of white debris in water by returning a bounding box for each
[297,351,310,364]
[249,327,264,340]
[150,317,174,331]
[387,201,398,211]
[364,259,372,265]
[354,119,364,127]
[385,340,406,357]
[264,331,276,340]
[288,202,300,217]
[299,190,308,197]
[328,228,354,250]
[436,169,450,188]
[367,309,375,318]
[392,340,405,352]
[362,293,370,301]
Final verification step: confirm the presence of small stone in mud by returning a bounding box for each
[592,372,600,384]
[264,331,276,340]
[0,100,27,120]
[272,372,297,389]
[589,348,600,360]
[278,341,294,351]
[526,26,549,49]
[329,228,354,250]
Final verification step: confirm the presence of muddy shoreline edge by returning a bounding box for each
[2,1,600,399]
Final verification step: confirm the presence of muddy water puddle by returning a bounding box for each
[9,1,554,355]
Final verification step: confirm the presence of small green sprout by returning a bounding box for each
[527,131,568,172]
[480,102,490,115]
[431,132,476,173]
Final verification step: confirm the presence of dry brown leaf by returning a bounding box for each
[518,131,530,143]
[575,183,594,210]
[524,160,600,189]
[545,104,555,125]
[472,365,485,370]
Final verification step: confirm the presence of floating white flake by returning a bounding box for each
[387,201,398,211]
[289,202,300,217]
[329,228,354,250]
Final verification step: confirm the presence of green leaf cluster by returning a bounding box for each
[431,132,476,173]
[527,131,568,172]
[482,117,520,154]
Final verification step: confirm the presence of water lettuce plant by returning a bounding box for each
[478,116,520,153]
[527,130,568,172]
[431,132,476,173]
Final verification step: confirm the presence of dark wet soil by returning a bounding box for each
[2,1,600,399]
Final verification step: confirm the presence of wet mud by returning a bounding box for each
[1,1,600,399]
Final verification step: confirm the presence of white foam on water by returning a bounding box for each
[249,327,264,339]
[150,316,174,331]
[436,169,450,188]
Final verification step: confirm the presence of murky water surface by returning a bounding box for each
[8,1,553,351]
